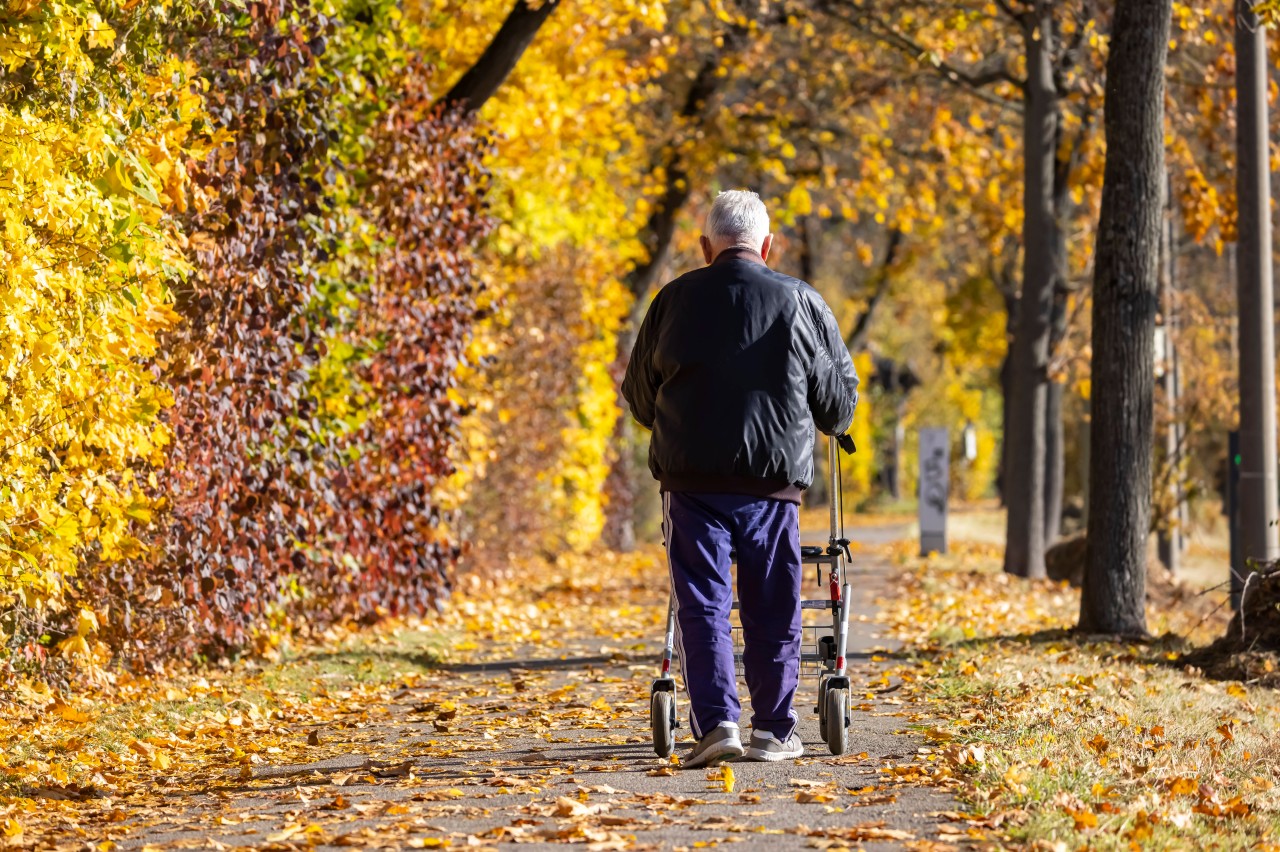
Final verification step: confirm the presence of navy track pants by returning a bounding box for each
[662,491,802,741]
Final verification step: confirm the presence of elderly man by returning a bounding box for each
[622,190,859,767]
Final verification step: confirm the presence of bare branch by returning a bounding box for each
[624,27,751,304]
[438,0,562,114]
[845,227,904,352]
[815,0,1026,108]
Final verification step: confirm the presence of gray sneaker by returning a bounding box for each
[743,730,804,762]
[683,722,744,768]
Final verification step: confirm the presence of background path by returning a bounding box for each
[95,525,961,851]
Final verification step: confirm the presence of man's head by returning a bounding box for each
[701,190,773,264]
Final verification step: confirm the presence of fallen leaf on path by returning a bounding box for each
[708,765,734,793]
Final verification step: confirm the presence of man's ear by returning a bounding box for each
[760,233,774,262]
[701,235,714,265]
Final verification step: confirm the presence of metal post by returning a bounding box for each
[1233,1,1280,584]
[828,435,838,542]
[918,429,949,556]
[1229,431,1244,609]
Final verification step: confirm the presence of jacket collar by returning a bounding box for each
[711,246,767,267]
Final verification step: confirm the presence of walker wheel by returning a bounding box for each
[651,690,675,757]
[825,687,849,756]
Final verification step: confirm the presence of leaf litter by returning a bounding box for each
[0,544,960,849]
[875,537,1280,848]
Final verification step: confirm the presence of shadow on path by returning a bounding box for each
[295,649,646,674]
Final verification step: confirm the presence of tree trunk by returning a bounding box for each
[1045,148,1071,545]
[1079,0,1170,637]
[1157,172,1182,574]
[797,215,817,282]
[1044,378,1065,543]
[890,404,905,502]
[997,353,1010,506]
[1232,0,1280,579]
[845,229,902,353]
[1079,396,1091,520]
[1003,4,1058,580]
[603,316,646,551]
[622,42,739,302]
[995,278,1018,508]
[439,1,562,114]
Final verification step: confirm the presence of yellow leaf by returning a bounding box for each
[786,183,813,217]
[52,701,93,723]
[266,826,302,843]
[76,608,99,636]
[58,635,91,659]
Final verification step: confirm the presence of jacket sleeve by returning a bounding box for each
[621,293,663,430]
[804,291,859,436]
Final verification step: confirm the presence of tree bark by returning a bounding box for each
[623,44,738,302]
[1003,3,1058,580]
[1232,0,1280,584]
[994,257,1019,508]
[997,351,1011,506]
[1044,124,1074,546]
[439,0,562,114]
[1044,377,1065,542]
[797,215,817,282]
[1079,0,1170,637]
[1157,172,1182,574]
[845,228,902,353]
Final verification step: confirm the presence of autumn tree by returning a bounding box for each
[1,0,503,671]
[813,0,1108,578]
[599,0,1025,542]
[415,0,666,560]
[0,0,198,666]
[1078,0,1171,636]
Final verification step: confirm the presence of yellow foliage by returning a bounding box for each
[422,1,665,555]
[0,5,200,610]
[840,353,876,502]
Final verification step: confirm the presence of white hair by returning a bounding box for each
[705,190,770,249]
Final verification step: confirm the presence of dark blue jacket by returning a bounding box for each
[622,248,858,502]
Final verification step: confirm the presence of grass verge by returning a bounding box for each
[880,540,1280,850]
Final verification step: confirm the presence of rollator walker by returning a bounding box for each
[650,434,857,757]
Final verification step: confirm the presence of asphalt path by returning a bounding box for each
[109,523,960,851]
